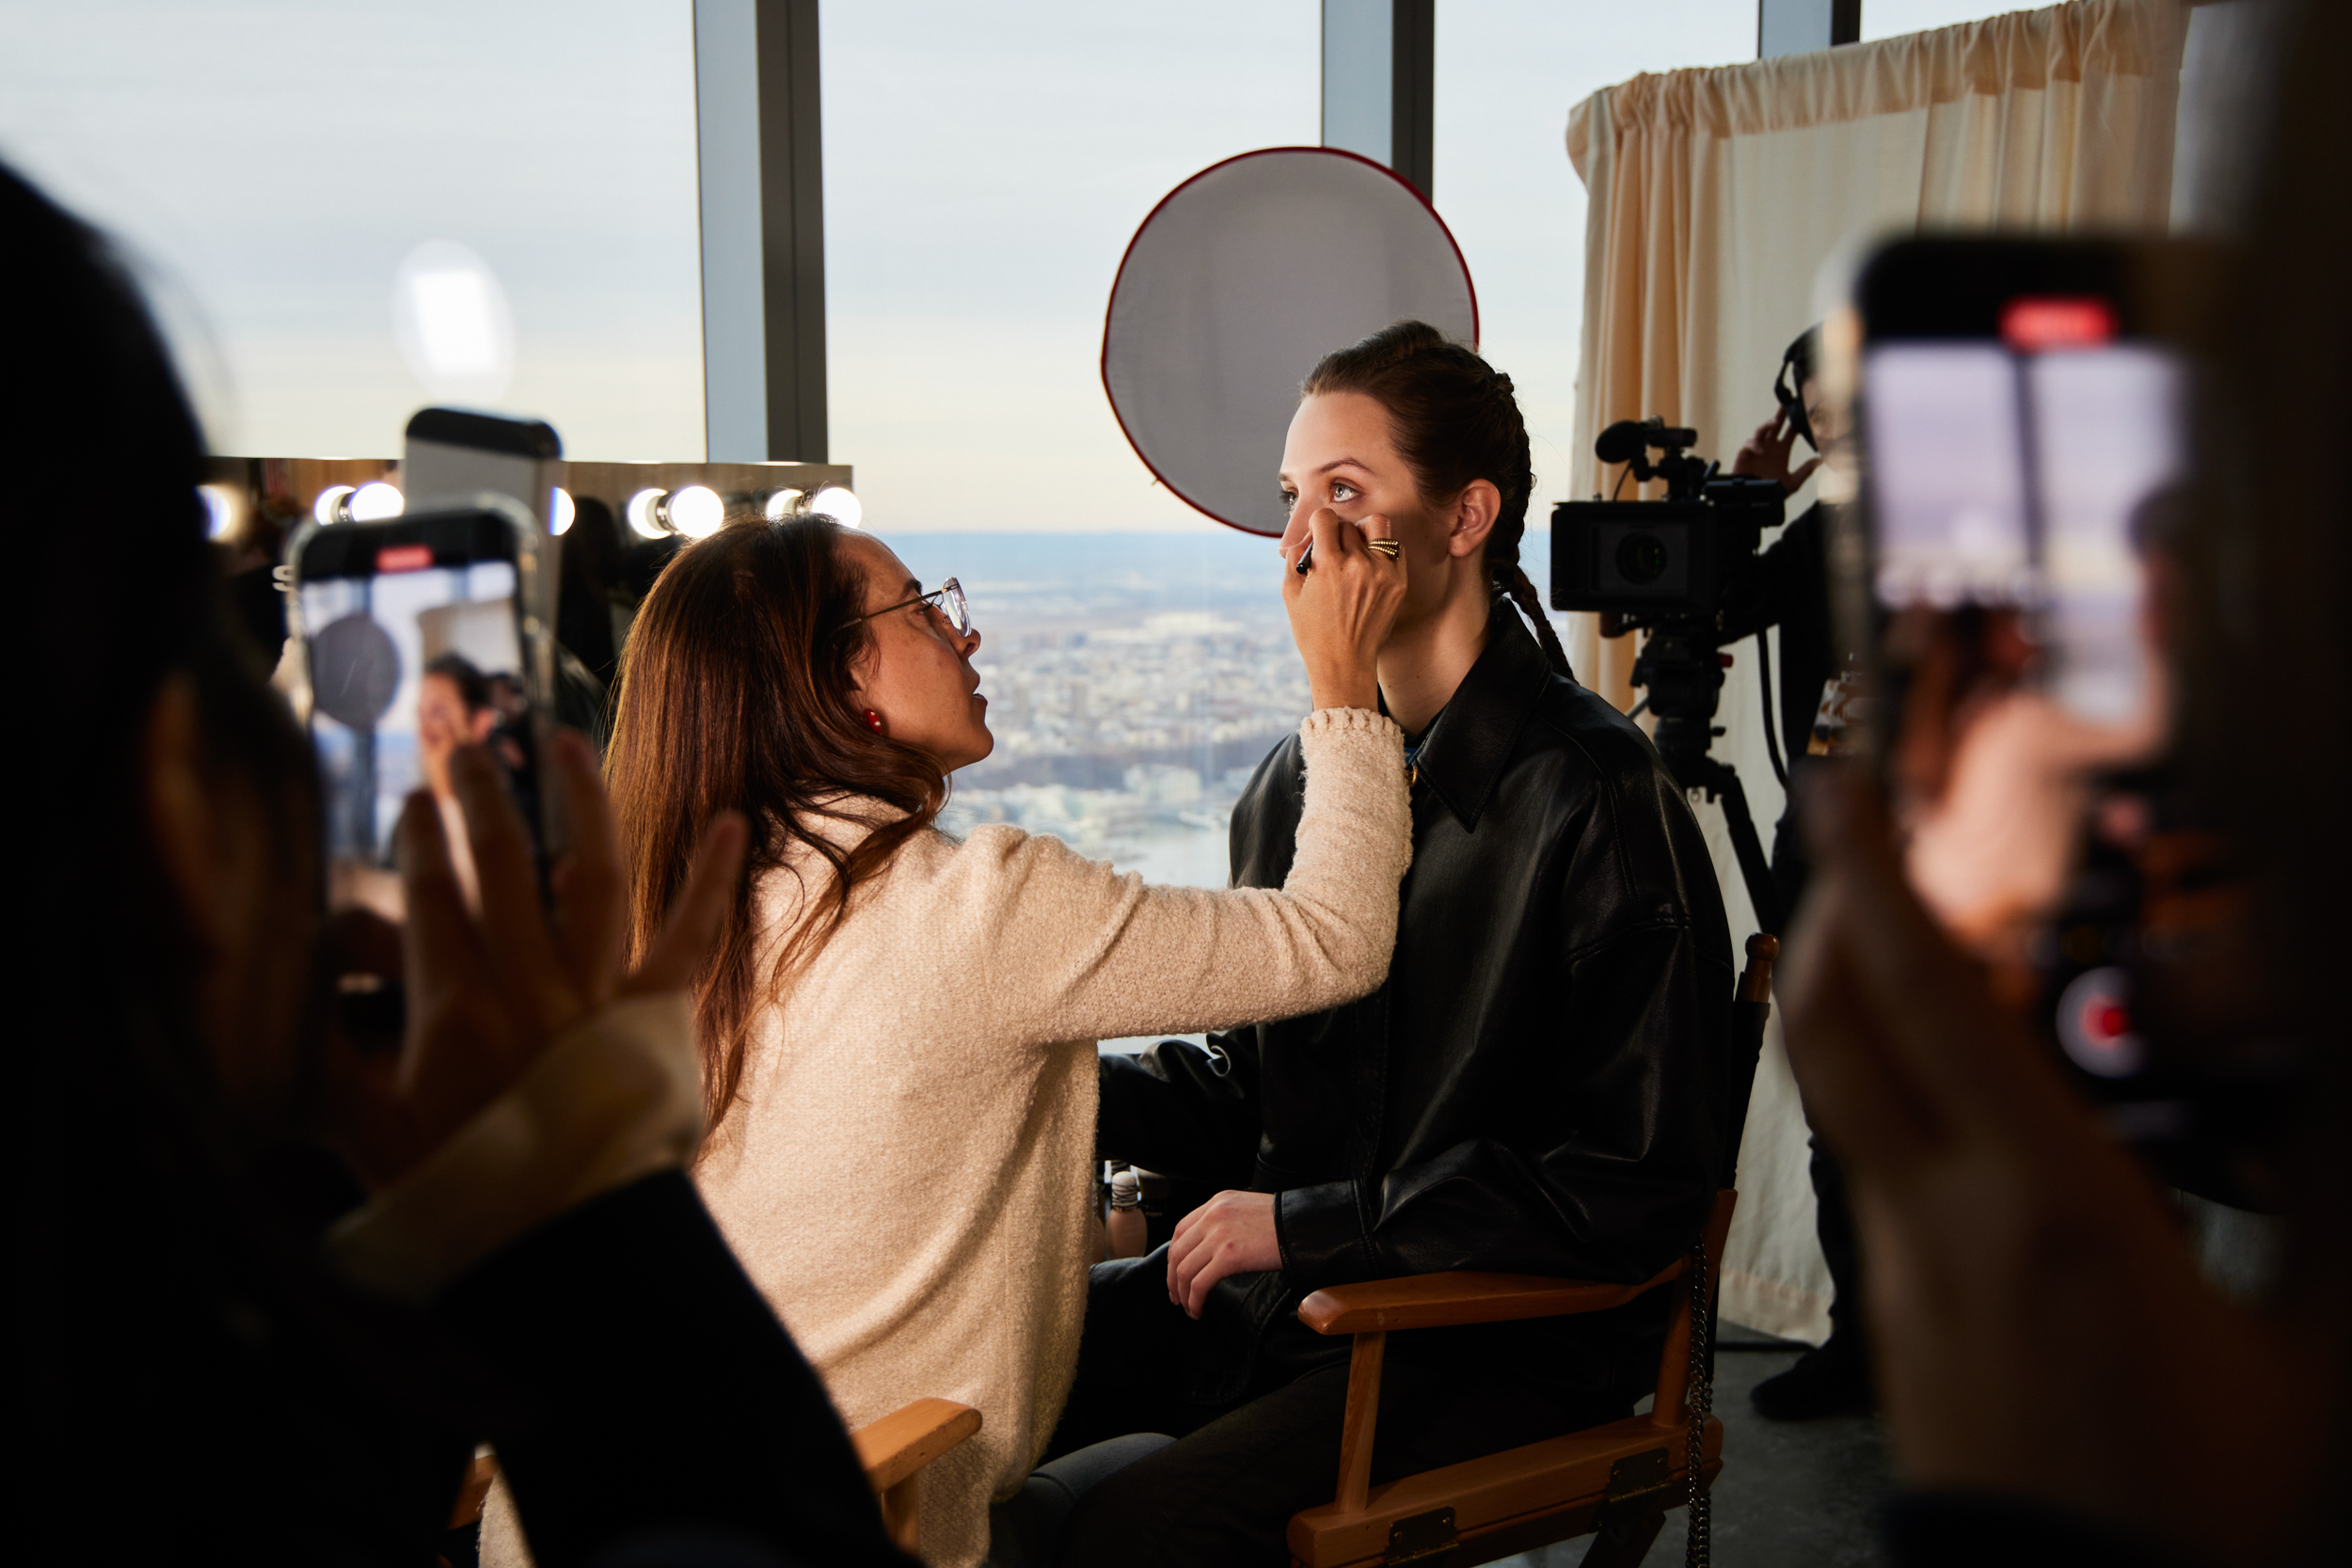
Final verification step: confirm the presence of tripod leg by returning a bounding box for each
[1712,768,1785,935]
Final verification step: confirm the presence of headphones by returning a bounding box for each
[1772,327,1820,452]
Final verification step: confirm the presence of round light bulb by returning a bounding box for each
[199,483,240,542]
[348,481,405,522]
[808,485,861,530]
[762,487,804,522]
[550,486,576,536]
[626,487,669,539]
[668,484,725,539]
[313,484,355,526]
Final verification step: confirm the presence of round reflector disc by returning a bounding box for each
[1103,148,1477,537]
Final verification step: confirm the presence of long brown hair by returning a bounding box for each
[1301,320,1572,678]
[606,517,947,1128]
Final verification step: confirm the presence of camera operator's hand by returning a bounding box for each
[1281,506,1405,712]
[1733,408,1821,496]
[1782,764,2310,1565]
[325,731,745,1187]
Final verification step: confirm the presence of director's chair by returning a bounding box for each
[1283,933,1778,1568]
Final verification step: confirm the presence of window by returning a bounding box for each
[823,1,1323,936]
[0,1,706,459]
[1434,1,1757,515]
[1860,2,2025,41]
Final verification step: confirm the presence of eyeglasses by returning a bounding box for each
[851,578,973,638]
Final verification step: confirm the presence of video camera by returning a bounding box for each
[1549,419,1786,621]
[1549,418,1789,931]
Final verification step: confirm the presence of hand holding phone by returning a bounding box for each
[1844,237,2285,1205]
[320,728,746,1190]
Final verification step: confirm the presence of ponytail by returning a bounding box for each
[1301,321,1573,681]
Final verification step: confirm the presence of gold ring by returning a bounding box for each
[1364,538,1402,559]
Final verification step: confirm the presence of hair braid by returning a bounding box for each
[1502,562,1573,679]
[1301,323,1572,680]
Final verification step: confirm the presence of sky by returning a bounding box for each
[0,0,2023,531]
[0,1,707,462]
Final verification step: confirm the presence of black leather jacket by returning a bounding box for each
[1100,606,1738,1397]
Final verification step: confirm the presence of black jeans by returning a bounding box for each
[1772,796,1869,1360]
[1045,1252,1638,1568]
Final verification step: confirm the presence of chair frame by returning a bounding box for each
[851,1397,984,1554]
[1283,934,1775,1568]
[1283,1194,1736,1568]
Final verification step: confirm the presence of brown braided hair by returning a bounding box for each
[1300,320,1572,679]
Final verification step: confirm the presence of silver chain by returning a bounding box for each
[1685,1241,1712,1568]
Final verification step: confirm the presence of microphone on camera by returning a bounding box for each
[1595,419,1699,467]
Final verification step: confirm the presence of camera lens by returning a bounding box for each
[1615,531,1669,586]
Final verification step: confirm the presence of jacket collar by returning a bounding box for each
[1400,601,1554,831]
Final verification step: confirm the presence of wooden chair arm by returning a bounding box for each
[448,1449,499,1530]
[850,1397,983,1495]
[1296,1256,1687,1336]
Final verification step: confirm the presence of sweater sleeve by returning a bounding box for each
[946,706,1409,1048]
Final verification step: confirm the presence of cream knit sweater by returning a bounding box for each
[481,706,1407,1568]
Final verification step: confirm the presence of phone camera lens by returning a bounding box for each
[1616,531,1669,586]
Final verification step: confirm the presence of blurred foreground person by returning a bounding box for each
[8,161,911,1568]
[1780,6,2351,1563]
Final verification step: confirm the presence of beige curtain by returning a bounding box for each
[1563,0,2189,1341]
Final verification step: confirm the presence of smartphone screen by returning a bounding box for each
[1865,341,2035,610]
[290,504,551,920]
[1861,285,2187,945]
[2027,344,2185,728]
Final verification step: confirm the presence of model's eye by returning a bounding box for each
[1331,481,1359,504]
[1279,488,1298,513]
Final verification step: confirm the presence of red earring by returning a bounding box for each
[863,709,885,735]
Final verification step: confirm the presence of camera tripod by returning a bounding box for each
[1631,620,1787,937]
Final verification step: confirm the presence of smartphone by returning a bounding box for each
[285,498,559,923]
[1848,237,2287,1205]
[403,407,564,531]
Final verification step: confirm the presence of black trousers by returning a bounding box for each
[1045,1252,1637,1568]
[1772,796,1868,1359]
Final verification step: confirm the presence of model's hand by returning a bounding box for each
[324,731,746,1187]
[1781,764,2304,1562]
[1167,1190,1281,1319]
[1731,409,1821,496]
[1280,506,1405,712]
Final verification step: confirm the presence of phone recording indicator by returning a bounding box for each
[2000,296,2118,351]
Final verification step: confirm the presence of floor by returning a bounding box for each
[1493,1326,1894,1568]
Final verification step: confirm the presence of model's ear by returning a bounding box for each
[145,674,228,953]
[1446,479,1502,559]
